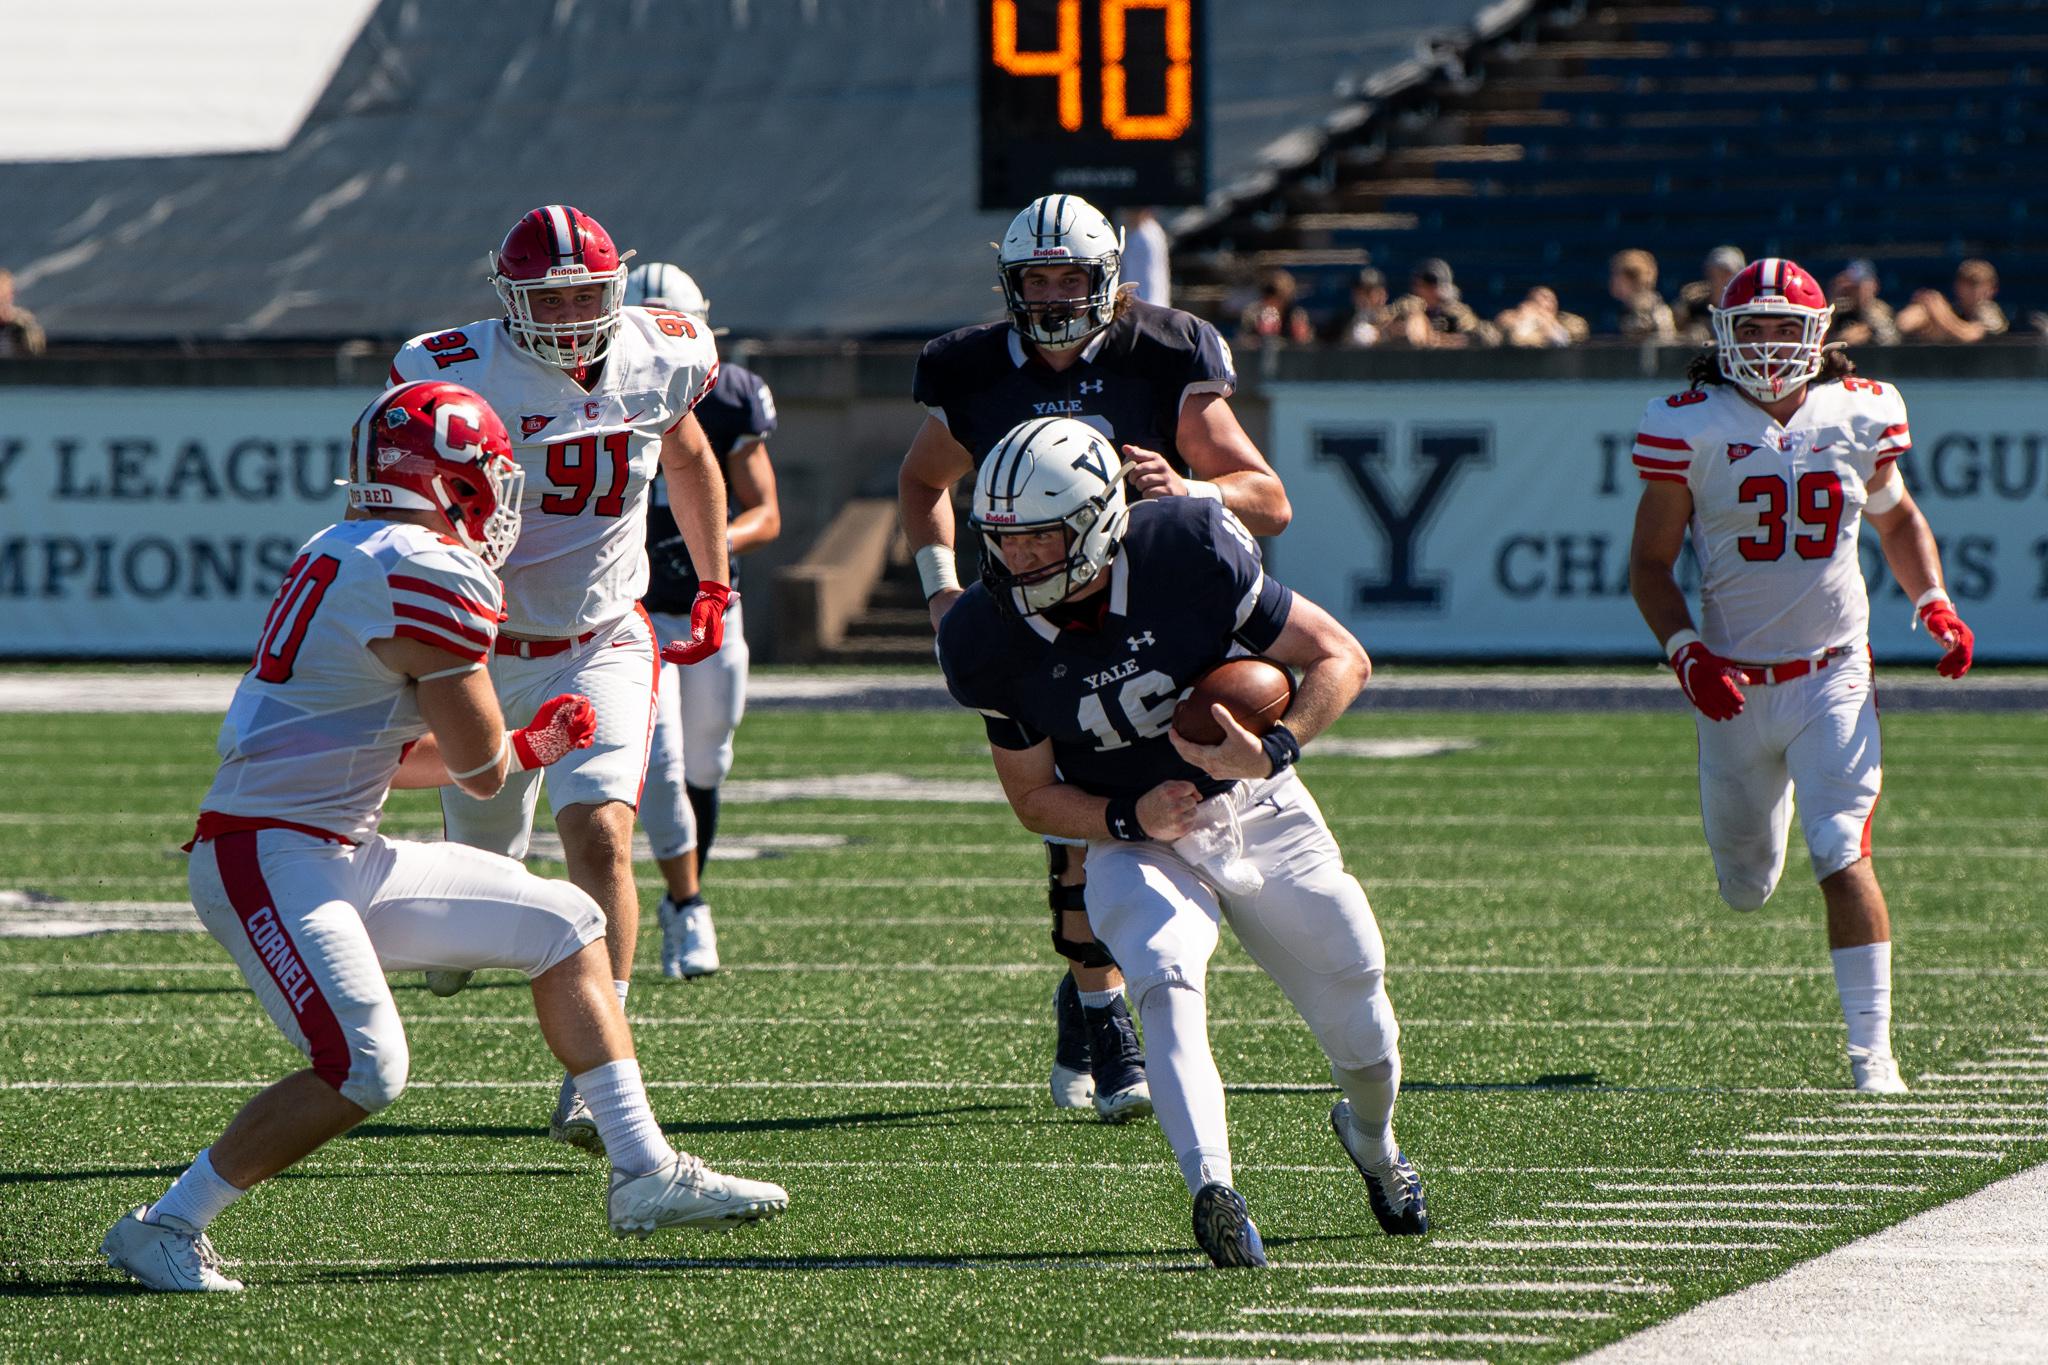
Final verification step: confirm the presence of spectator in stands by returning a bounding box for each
[1494,285,1589,349]
[0,270,45,357]
[1385,258,1499,349]
[1897,259,2008,343]
[1327,267,1392,348]
[1236,268,1315,349]
[1674,245,1744,344]
[1826,260,1901,347]
[1608,249,1676,343]
[1119,208,1171,308]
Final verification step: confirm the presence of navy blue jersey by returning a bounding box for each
[644,362,777,611]
[937,498,1293,801]
[912,299,1235,472]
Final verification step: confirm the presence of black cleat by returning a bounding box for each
[1084,994,1151,1123]
[1192,1182,1268,1268]
[1330,1099,1429,1235]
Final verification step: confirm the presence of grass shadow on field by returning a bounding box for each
[310,1245,1218,1284]
[34,985,246,999]
[343,1103,1023,1144]
[0,1164,187,1186]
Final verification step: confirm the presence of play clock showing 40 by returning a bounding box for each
[978,0,1208,208]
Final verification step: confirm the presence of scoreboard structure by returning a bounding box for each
[976,0,1209,209]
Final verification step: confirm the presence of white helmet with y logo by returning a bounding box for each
[972,417,1136,616]
[997,195,1125,349]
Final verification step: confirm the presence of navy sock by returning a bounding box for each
[686,784,721,865]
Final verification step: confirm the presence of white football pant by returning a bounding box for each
[441,607,660,859]
[189,828,603,1111]
[1696,648,1882,910]
[640,601,749,861]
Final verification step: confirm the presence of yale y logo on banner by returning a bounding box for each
[1314,426,1491,610]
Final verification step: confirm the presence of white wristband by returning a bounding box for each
[1914,587,1951,610]
[1863,476,1904,515]
[1183,479,1223,503]
[914,543,961,600]
[448,736,508,781]
[1662,628,1702,663]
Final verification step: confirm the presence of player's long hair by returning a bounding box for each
[1684,342,1857,390]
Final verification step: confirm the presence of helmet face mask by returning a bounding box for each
[348,382,525,569]
[1712,257,1833,402]
[998,195,1125,349]
[490,205,633,371]
[972,417,1134,617]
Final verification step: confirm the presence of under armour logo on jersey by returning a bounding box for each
[1077,379,1105,395]
[521,414,555,437]
[1127,631,1154,650]
[1726,442,1758,462]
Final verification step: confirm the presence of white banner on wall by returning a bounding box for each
[1264,380,2048,662]
[0,388,370,654]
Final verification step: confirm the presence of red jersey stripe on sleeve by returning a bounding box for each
[1875,454,1900,469]
[392,624,488,663]
[1637,470,1688,484]
[1634,432,1691,452]
[389,573,496,623]
[393,601,490,647]
[1881,423,1909,438]
[1632,454,1690,471]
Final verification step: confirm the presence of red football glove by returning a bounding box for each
[510,693,597,770]
[660,581,735,666]
[1671,639,1746,721]
[1918,598,1974,679]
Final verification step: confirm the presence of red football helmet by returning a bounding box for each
[1712,257,1833,401]
[489,205,633,370]
[347,381,525,569]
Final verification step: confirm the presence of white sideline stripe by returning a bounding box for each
[1176,1330,1556,1346]
[1787,1115,2048,1129]
[1704,1147,2007,1161]
[1436,1239,1779,1252]
[1308,1282,1672,1296]
[1547,1199,1861,1212]
[1496,1217,1824,1232]
[1593,1182,1924,1194]
[1243,1306,1612,1321]
[1835,1247,2048,1265]
[1742,1132,2025,1145]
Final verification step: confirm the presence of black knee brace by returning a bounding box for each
[1047,843,1115,968]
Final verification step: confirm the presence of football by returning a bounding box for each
[1171,657,1294,744]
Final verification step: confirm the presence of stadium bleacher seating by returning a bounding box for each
[1174,0,2048,334]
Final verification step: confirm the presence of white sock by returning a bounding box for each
[1332,1055,1402,1169]
[613,979,630,1006]
[572,1059,674,1177]
[145,1148,246,1232]
[1135,981,1233,1197]
[1832,942,1894,1057]
[1078,987,1123,1010]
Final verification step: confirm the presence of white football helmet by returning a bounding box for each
[625,262,710,322]
[972,417,1136,616]
[998,195,1125,348]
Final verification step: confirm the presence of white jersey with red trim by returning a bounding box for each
[200,519,505,842]
[1633,379,1911,662]
[389,307,718,636]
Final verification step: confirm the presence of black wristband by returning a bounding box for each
[1260,722,1302,777]
[1104,794,1147,842]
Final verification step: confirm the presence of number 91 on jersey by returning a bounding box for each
[978,0,1208,209]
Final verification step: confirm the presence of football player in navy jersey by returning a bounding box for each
[936,417,1426,1268]
[626,264,783,979]
[899,193,1293,1122]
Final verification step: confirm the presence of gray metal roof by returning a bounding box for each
[5,0,1487,341]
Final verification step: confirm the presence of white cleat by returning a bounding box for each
[1051,1063,1096,1109]
[1850,1051,1909,1094]
[101,1206,243,1292]
[549,1074,605,1154]
[1093,1080,1153,1125]
[424,970,473,998]
[607,1152,789,1237]
[659,897,720,978]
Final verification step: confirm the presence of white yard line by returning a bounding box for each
[1702,1147,2007,1162]
[1433,1239,1779,1253]
[1242,1307,1612,1321]
[1546,1199,1860,1212]
[1495,1217,1823,1232]
[1578,1161,2048,1364]
[1307,1282,1671,1296]
[1591,1182,1921,1194]
[1740,1132,2025,1145]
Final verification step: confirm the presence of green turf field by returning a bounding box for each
[2,706,2044,1362]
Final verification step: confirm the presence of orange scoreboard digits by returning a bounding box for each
[979,0,1207,208]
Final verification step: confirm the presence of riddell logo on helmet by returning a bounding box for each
[981,512,1019,524]
[1032,248,1072,258]
[544,265,583,278]
[1726,443,1759,462]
